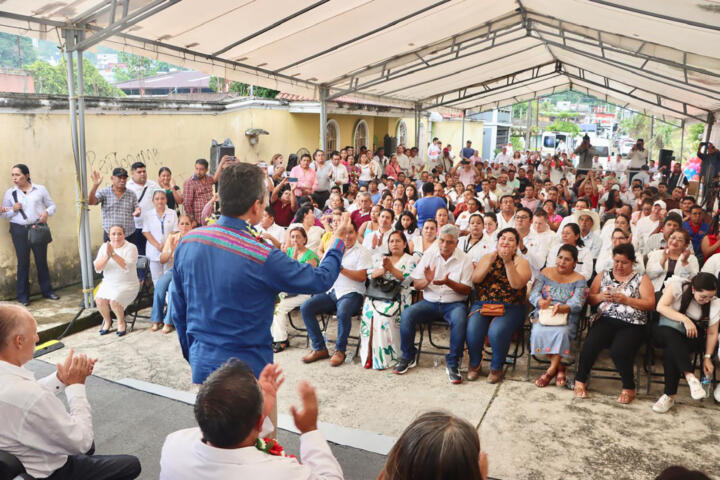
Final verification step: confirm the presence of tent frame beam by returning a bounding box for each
[325,23,527,100]
[586,0,720,32]
[531,27,720,101]
[563,67,708,122]
[275,0,453,73]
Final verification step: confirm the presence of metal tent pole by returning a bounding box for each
[460,109,466,153]
[680,119,685,162]
[76,47,95,307]
[525,101,532,150]
[649,115,655,162]
[319,87,328,150]
[63,31,92,309]
[414,103,421,148]
[700,112,716,208]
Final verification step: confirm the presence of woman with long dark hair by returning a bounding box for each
[652,272,720,412]
[1,164,58,305]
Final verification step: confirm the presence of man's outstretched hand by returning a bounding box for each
[330,212,353,245]
[290,380,319,434]
[258,363,285,421]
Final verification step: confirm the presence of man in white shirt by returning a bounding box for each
[125,161,158,256]
[393,225,473,384]
[300,225,373,366]
[328,152,348,191]
[160,361,342,480]
[256,206,286,249]
[515,207,546,280]
[409,149,424,178]
[0,305,140,480]
[497,195,517,230]
[478,179,498,213]
[396,145,410,173]
[494,147,512,166]
[575,210,602,259]
[427,138,441,171]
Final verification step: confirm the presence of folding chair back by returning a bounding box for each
[0,450,33,480]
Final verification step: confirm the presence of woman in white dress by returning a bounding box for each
[458,214,495,264]
[360,231,417,369]
[94,225,140,336]
[545,223,594,281]
[142,189,178,285]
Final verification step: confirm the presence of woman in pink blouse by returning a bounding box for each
[289,153,317,200]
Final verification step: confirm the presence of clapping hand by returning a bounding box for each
[258,363,285,421]
[56,349,97,385]
[331,213,353,243]
[681,248,691,263]
[433,273,450,286]
[290,380,318,434]
[382,257,394,271]
[105,241,114,258]
[424,266,436,284]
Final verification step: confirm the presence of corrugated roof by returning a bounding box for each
[2,0,720,122]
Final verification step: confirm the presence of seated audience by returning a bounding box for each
[289,205,324,253]
[362,208,395,256]
[596,228,645,276]
[378,411,488,480]
[651,273,719,413]
[0,304,141,480]
[411,218,438,259]
[458,214,494,264]
[393,225,473,384]
[160,361,342,479]
[93,225,140,337]
[483,212,498,240]
[546,223,593,281]
[149,214,192,333]
[574,244,655,404]
[360,231,417,370]
[642,213,686,256]
[300,223,372,366]
[700,212,720,261]
[359,204,381,240]
[395,210,420,244]
[529,245,589,387]
[256,206,286,249]
[271,227,320,353]
[684,205,709,262]
[646,230,698,293]
[467,228,532,383]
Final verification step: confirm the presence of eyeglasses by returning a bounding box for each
[515,215,530,220]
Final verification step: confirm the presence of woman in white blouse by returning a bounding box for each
[142,190,178,285]
[94,225,139,336]
[545,223,593,281]
[646,230,699,293]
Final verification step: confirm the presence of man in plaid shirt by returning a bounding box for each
[183,159,215,226]
[89,167,141,244]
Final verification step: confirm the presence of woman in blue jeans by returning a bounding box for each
[150,214,192,333]
[467,228,531,383]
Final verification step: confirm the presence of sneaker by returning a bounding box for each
[715,384,720,403]
[687,375,705,400]
[652,394,675,413]
[392,357,416,375]
[446,365,462,384]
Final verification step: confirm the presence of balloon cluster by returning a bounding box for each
[683,157,701,182]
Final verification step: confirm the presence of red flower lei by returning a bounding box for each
[255,437,297,460]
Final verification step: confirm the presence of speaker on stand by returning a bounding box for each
[658,149,674,172]
[210,138,235,174]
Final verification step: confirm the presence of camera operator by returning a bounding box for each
[628,138,648,170]
[573,134,595,174]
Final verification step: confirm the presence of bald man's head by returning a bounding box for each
[0,304,36,365]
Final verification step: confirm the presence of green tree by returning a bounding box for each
[546,119,580,135]
[209,76,279,98]
[113,52,176,82]
[26,59,125,97]
[0,32,36,67]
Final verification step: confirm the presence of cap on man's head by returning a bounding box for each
[112,167,128,177]
[654,200,667,210]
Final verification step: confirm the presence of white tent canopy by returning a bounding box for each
[3,0,720,122]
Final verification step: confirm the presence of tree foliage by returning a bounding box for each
[209,76,279,98]
[546,119,580,135]
[112,52,177,82]
[0,32,36,67]
[25,59,125,97]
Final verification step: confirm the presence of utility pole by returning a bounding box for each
[16,36,22,68]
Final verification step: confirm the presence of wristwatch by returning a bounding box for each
[704,354,712,359]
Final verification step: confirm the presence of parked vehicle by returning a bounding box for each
[540,131,575,157]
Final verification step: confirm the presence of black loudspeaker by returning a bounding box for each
[659,149,673,170]
[209,139,235,174]
[384,135,397,157]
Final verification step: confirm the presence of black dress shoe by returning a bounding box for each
[44,293,60,300]
[19,300,30,307]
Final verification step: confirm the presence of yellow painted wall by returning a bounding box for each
[0,103,480,298]
[432,120,484,155]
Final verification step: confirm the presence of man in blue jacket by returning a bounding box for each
[171,162,351,383]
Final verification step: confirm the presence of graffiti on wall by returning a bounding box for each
[87,148,161,175]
